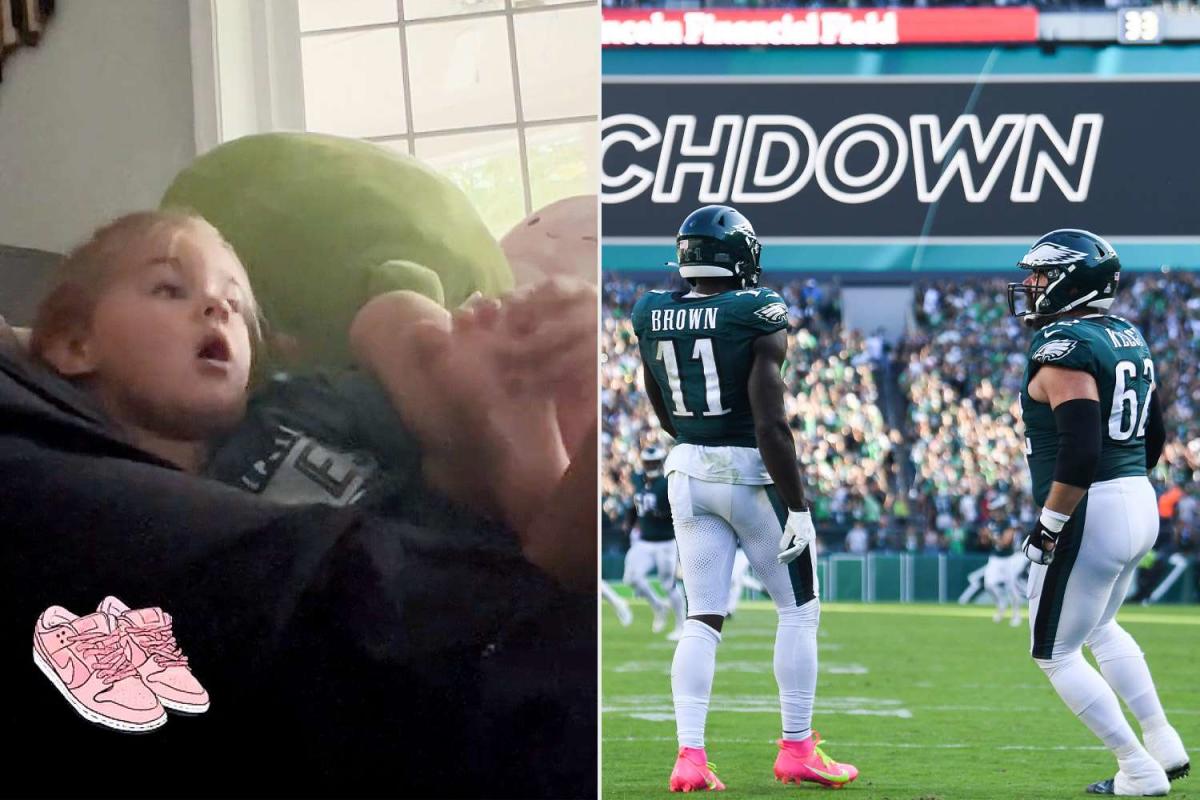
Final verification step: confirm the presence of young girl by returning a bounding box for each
[25,210,595,587]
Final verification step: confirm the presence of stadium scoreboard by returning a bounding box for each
[1118,9,1163,45]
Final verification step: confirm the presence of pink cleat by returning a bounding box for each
[669,747,726,792]
[99,597,210,714]
[774,732,859,789]
[32,606,166,733]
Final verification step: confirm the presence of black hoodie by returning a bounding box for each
[0,342,596,798]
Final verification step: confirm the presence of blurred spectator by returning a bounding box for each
[1177,490,1197,552]
[1159,484,1184,547]
[845,520,869,554]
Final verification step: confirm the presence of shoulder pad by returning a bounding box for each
[1028,324,1094,369]
[733,288,789,328]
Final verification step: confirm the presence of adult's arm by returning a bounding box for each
[642,361,677,439]
[1145,389,1165,471]
[518,420,598,592]
[748,329,807,511]
[1030,364,1102,518]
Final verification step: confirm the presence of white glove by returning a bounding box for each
[778,509,816,565]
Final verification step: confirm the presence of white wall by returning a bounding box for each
[0,0,196,254]
[842,286,914,343]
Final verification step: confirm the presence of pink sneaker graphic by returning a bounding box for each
[99,596,210,714]
[32,607,167,733]
[669,747,726,792]
[774,732,859,789]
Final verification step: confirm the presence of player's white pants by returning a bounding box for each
[1028,476,1158,660]
[727,549,764,615]
[667,473,817,614]
[1007,553,1028,611]
[668,472,821,748]
[1027,476,1179,776]
[984,555,1022,616]
[623,539,679,588]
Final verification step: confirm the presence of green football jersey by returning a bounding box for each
[1020,315,1154,506]
[631,288,789,448]
[632,472,674,542]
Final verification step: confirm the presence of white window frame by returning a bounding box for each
[190,0,597,217]
[189,0,307,156]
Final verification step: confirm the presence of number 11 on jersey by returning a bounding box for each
[656,338,732,417]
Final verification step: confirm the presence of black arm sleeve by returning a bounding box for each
[1052,398,1103,488]
[1144,390,1165,471]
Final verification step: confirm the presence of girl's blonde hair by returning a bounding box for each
[30,211,263,361]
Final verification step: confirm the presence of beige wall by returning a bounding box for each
[0,0,195,254]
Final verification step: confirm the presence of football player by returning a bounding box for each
[981,494,1023,626]
[1010,230,1189,796]
[623,446,686,640]
[632,205,858,791]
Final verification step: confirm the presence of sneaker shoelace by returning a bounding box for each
[793,732,839,771]
[812,745,837,770]
[69,630,139,684]
[127,621,189,668]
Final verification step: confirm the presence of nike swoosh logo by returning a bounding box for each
[51,652,76,685]
[811,767,851,783]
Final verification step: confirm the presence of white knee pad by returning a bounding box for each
[1035,648,1085,681]
[1086,621,1143,665]
[777,599,820,629]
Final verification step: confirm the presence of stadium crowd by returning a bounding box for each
[603,273,1199,593]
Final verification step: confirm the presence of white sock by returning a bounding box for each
[630,578,666,613]
[775,601,820,742]
[1086,622,1168,731]
[672,619,722,749]
[1037,650,1138,752]
[668,585,687,630]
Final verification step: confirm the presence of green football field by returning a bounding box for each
[603,600,1200,800]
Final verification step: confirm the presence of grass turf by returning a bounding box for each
[602,600,1199,800]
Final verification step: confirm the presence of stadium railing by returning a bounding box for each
[602,552,1198,604]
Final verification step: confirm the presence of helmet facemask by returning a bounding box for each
[1007,265,1062,328]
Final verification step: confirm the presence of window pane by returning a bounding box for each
[514,7,599,122]
[406,17,516,133]
[415,129,525,237]
[301,29,408,138]
[404,0,505,20]
[377,138,413,157]
[525,121,597,211]
[298,0,398,32]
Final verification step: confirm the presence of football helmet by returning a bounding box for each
[672,205,761,288]
[641,446,666,478]
[1008,229,1121,327]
